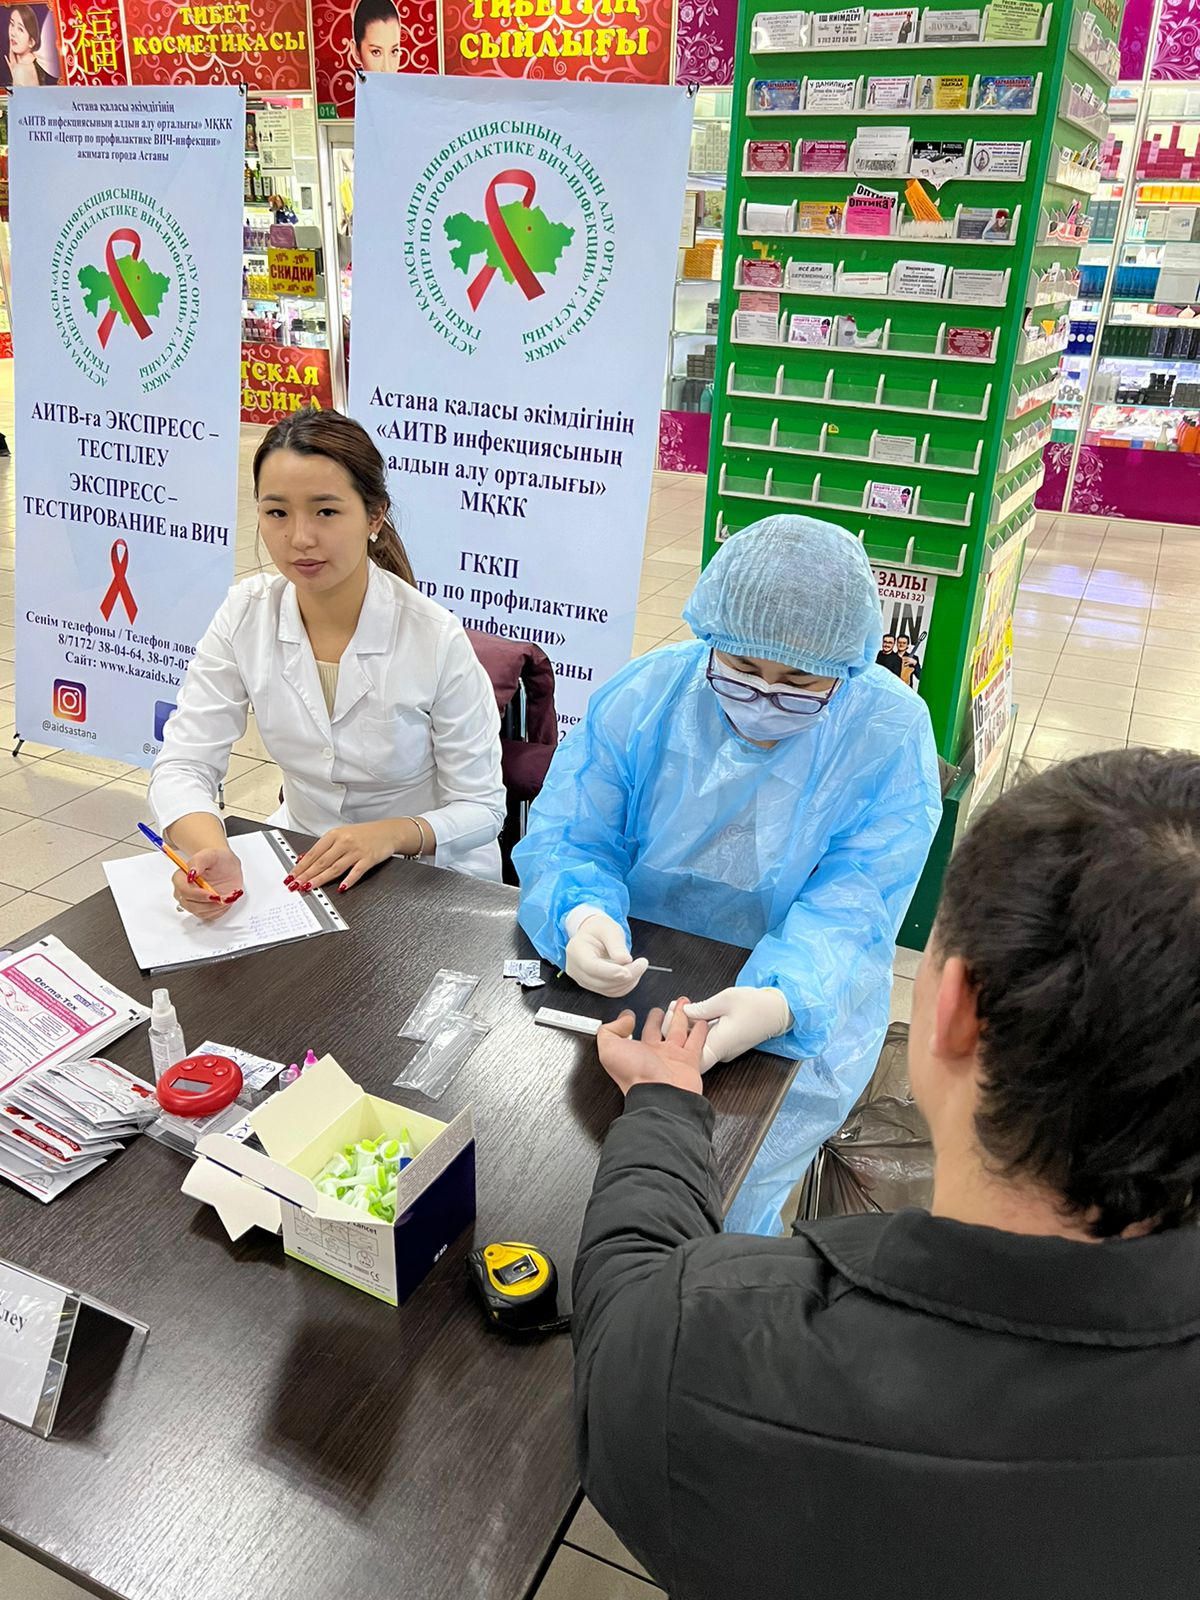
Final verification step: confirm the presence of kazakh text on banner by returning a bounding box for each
[349,73,693,731]
[11,85,243,768]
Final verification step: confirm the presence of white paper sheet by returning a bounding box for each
[104,832,328,971]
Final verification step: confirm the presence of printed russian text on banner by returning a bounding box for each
[11,86,243,768]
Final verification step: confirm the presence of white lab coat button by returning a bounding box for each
[322,747,333,761]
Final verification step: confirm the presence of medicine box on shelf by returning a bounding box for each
[737,197,1022,243]
[732,310,1001,360]
[747,71,1042,117]
[743,137,1034,182]
[183,1056,476,1306]
[748,4,1054,52]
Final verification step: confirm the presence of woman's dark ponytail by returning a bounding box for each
[369,520,415,584]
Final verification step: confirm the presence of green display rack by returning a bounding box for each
[703,0,1124,766]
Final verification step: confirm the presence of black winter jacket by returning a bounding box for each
[573,1084,1200,1600]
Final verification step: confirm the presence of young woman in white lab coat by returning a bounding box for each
[149,411,506,920]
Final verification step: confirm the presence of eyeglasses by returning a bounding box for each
[705,651,841,716]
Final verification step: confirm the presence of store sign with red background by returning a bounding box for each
[440,0,676,83]
[313,0,735,118]
[5,0,734,103]
[240,341,334,423]
[1,0,313,86]
[120,0,311,88]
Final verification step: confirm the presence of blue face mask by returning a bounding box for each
[707,656,840,742]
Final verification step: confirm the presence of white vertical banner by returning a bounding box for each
[350,75,693,733]
[11,87,243,769]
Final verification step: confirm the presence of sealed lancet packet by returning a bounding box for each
[397,970,481,1042]
[395,1014,490,1100]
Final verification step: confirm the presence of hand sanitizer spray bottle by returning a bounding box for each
[149,988,187,1082]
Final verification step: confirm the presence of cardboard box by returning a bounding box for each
[182,1057,475,1305]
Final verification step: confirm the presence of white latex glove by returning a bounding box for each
[564,909,649,998]
[682,987,792,1072]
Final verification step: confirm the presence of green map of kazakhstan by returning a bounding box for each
[78,257,171,326]
[445,202,574,284]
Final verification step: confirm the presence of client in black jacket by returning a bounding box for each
[573,747,1200,1600]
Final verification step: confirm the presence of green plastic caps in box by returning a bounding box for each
[314,1132,413,1223]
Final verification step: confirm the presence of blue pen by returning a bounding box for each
[137,822,219,895]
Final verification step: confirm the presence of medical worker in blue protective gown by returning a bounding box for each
[514,514,942,1235]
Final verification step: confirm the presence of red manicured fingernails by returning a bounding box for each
[337,884,348,894]
[300,882,313,893]
[224,891,243,904]
[186,870,198,885]
[209,895,221,903]
[284,875,295,887]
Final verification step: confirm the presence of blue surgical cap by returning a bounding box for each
[682,515,881,679]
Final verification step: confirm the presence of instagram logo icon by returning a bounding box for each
[52,680,88,723]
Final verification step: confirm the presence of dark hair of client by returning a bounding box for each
[353,0,399,45]
[935,748,1200,1238]
[252,410,415,586]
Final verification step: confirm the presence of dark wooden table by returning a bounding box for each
[0,824,796,1600]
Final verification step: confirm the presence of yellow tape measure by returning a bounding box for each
[466,1241,570,1334]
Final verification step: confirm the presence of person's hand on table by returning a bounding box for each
[597,1000,707,1097]
[172,846,245,921]
[289,819,415,896]
[566,911,649,998]
[680,987,793,1072]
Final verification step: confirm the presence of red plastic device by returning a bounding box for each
[156,1054,243,1118]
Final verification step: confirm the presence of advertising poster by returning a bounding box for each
[313,0,437,120]
[350,73,692,731]
[968,531,1026,810]
[11,85,243,768]
[871,564,936,692]
[0,0,63,84]
[121,0,311,89]
[240,340,333,421]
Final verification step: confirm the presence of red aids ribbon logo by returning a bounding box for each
[468,170,547,313]
[100,540,138,624]
[98,229,153,349]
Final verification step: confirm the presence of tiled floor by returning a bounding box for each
[2,369,1199,1597]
